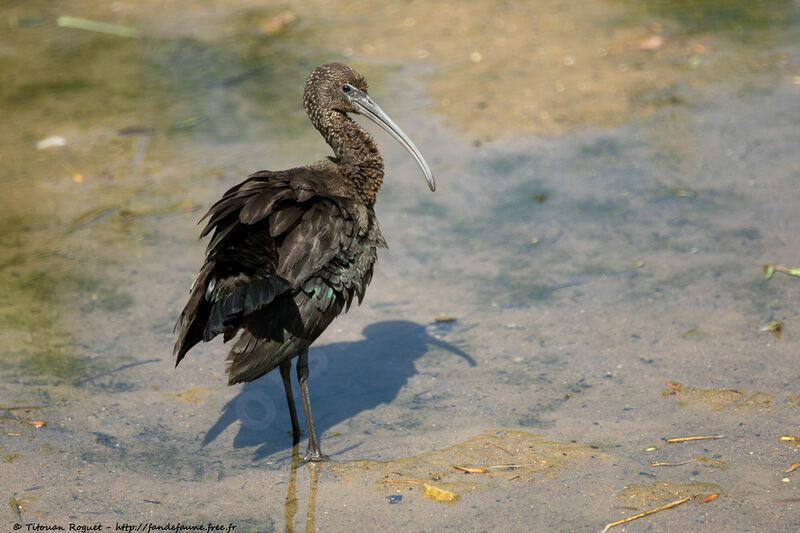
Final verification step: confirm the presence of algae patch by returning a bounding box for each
[327,430,603,503]
[786,395,800,409]
[422,483,459,504]
[9,492,39,521]
[167,387,215,403]
[297,0,797,139]
[0,240,115,383]
[662,382,773,411]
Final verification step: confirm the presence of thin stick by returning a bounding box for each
[650,459,697,467]
[57,16,140,38]
[771,265,800,277]
[601,497,691,533]
[665,435,724,443]
[380,479,425,485]
[487,443,515,456]
[649,456,723,468]
[453,466,489,473]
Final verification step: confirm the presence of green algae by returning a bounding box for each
[0,2,338,387]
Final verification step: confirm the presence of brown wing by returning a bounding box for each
[173,167,367,379]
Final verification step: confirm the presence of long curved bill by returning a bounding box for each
[349,89,436,192]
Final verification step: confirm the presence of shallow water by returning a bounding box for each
[2,1,799,531]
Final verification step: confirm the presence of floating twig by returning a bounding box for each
[487,464,523,470]
[487,443,515,456]
[764,264,800,280]
[453,466,489,474]
[649,456,725,469]
[665,435,724,444]
[380,479,425,485]
[601,497,691,533]
[57,16,140,38]
[1,408,46,428]
[650,460,694,467]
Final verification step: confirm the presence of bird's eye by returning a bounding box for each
[342,84,352,93]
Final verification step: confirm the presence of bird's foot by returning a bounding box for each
[301,449,329,463]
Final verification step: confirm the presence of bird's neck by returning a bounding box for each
[318,111,384,205]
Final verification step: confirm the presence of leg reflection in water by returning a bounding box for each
[283,445,320,533]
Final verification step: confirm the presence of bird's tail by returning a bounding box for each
[174,262,215,366]
[225,330,302,385]
[174,264,292,369]
[224,278,343,384]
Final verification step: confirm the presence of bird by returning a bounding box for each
[173,63,436,462]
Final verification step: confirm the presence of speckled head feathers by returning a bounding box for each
[303,63,369,118]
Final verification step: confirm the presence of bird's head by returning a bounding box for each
[304,63,436,192]
[304,63,369,115]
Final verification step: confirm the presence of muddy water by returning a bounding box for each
[2,0,799,531]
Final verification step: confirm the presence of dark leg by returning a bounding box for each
[296,349,327,462]
[280,359,301,443]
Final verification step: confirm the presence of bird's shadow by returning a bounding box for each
[203,320,475,460]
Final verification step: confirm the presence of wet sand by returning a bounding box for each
[2,1,799,531]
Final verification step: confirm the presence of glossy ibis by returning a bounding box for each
[174,63,435,461]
